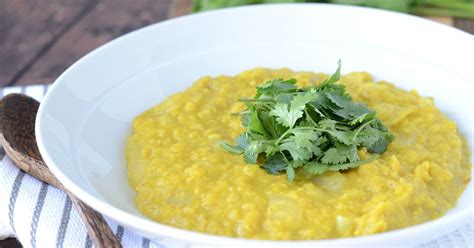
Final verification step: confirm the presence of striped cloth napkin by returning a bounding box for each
[0,85,167,248]
[0,85,473,248]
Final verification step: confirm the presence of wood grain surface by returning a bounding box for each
[0,0,96,86]
[15,0,173,85]
[1,0,473,86]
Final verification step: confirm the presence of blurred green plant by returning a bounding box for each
[193,0,474,18]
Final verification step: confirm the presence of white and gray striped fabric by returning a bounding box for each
[0,85,473,248]
[0,85,166,248]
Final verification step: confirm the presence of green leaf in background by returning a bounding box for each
[331,0,411,12]
[192,0,474,19]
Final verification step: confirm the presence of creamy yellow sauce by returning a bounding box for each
[126,68,471,240]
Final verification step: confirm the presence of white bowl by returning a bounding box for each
[36,3,473,247]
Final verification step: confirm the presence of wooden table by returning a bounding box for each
[1,0,473,88]
[0,0,193,87]
[0,1,473,247]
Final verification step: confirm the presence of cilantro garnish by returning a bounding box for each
[220,61,394,181]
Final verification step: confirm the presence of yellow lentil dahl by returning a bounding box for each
[126,68,471,240]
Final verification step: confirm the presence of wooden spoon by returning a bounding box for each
[0,93,122,248]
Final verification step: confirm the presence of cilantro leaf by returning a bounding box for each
[321,143,359,165]
[218,141,244,154]
[276,93,295,105]
[279,140,313,161]
[270,102,303,128]
[292,129,320,149]
[291,91,319,112]
[248,104,269,138]
[303,155,379,175]
[243,140,266,164]
[236,135,249,150]
[318,59,341,88]
[261,153,288,175]
[240,111,250,127]
[318,119,338,130]
[354,120,394,153]
[259,111,278,138]
[256,78,297,98]
[326,92,374,122]
[220,61,394,181]
[218,135,249,154]
[368,137,392,153]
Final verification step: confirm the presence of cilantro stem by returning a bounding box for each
[276,128,294,144]
[304,108,318,126]
[352,119,376,142]
[239,98,275,103]
[276,127,325,144]
[279,151,291,165]
[331,154,379,170]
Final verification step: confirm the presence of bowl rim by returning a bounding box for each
[36,3,474,246]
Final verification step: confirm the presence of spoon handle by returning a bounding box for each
[68,191,122,248]
[0,140,63,188]
[5,147,123,248]
[0,94,122,248]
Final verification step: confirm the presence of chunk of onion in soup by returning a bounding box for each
[312,172,347,192]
